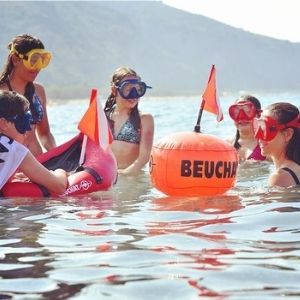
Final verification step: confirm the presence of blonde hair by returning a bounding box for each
[110,66,138,87]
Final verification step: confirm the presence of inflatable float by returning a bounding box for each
[150,132,238,197]
[149,65,238,197]
[1,89,118,198]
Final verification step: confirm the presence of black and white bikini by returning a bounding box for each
[112,118,141,144]
[281,167,300,185]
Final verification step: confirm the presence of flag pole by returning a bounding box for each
[194,64,218,132]
[79,89,98,165]
[79,136,88,165]
[194,99,205,133]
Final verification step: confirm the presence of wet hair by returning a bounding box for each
[0,90,29,119]
[266,102,300,165]
[104,66,141,131]
[0,34,44,117]
[232,95,261,149]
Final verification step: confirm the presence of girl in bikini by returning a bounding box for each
[104,67,154,175]
[254,102,300,187]
[228,95,266,162]
[0,34,55,156]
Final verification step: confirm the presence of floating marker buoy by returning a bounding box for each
[149,132,238,196]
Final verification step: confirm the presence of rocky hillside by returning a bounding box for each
[1,1,299,99]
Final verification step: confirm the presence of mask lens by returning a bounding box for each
[135,82,146,95]
[13,111,33,134]
[253,118,266,140]
[253,117,278,141]
[229,102,256,121]
[241,103,255,117]
[39,52,51,66]
[29,53,40,66]
[121,82,136,98]
[24,49,52,70]
[117,80,148,99]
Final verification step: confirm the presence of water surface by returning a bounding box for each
[1,94,300,299]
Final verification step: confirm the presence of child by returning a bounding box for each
[254,102,300,187]
[0,34,56,156]
[0,90,67,194]
[228,95,266,161]
[104,67,154,175]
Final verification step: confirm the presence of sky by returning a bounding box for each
[163,0,300,42]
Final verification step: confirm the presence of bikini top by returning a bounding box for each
[281,167,300,185]
[112,119,141,144]
[29,93,44,124]
[247,144,266,161]
[7,80,44,124]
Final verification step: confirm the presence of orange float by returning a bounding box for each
[149,132,238,196]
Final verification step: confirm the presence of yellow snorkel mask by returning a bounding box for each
[10,44,52,71]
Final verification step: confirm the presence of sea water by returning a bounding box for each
[0,93,300,299]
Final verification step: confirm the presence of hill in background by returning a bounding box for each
[1,1,300,99]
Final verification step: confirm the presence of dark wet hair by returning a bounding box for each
[0,90,29,119]
[266,102,300,165]
[232,95,261,149]
[0,34,45,117]
[104,66,141,132]
[0,34,44,86]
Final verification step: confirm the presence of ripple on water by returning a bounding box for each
[0,96,300,298]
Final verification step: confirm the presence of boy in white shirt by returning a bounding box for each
[0,90,67,194]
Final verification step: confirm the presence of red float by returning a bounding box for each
[2,133,117,197]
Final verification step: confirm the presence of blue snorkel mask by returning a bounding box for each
[5,110,33,134]
[115,79,152,100]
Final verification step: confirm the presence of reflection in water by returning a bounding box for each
[1,138,300,297]
[146,195,242,297]
[152,194,243,213]
[149,195,243,239]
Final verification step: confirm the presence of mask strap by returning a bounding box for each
[280,114,300,129]
[10,44,24,59]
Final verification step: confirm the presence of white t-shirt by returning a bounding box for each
[0,134,28,189]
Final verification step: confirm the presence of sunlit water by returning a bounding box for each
[1,93,300,299]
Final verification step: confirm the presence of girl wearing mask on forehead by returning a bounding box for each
[0,91,67,194]
[104,67,154,175]
[253,102,300,187]
[0,34,55,157]
[227,95,266,162]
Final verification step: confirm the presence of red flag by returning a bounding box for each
[78,89,113,148]
[201,65,223,122]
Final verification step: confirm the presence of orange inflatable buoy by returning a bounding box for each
[149,132,238,196]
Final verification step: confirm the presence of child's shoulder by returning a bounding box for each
[140,112,154,122]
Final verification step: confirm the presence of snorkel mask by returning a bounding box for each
[115,79,152,100]
[5,110,33,134]
[253,115,300,141]
[229,101,260,122]
[10,44,52,71]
